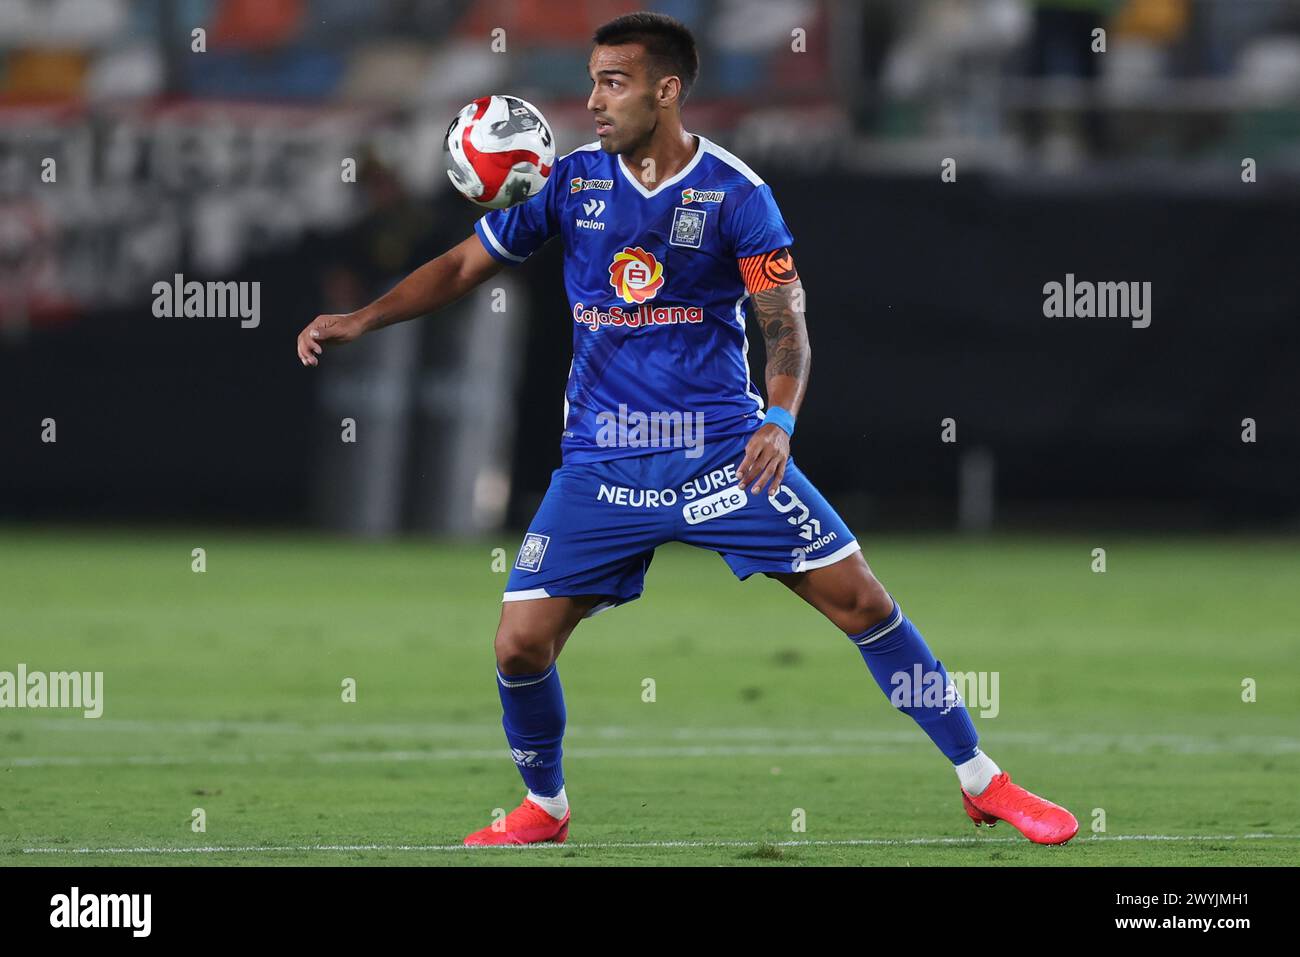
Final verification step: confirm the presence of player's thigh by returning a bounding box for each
[505,459,670,625]
[495,594,607,674]
[767,550,893,635]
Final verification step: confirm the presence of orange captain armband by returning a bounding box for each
[739,247,799,293]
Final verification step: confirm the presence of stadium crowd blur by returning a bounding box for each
[3,1,1296,533]
[4,0,1299,324]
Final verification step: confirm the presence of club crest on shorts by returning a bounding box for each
[670,207,706,248]
[515,533,550,572]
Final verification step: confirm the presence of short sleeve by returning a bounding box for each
[727,183,794,259]
[474,169,559,265]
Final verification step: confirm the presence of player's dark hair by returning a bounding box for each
[593,12,700,104]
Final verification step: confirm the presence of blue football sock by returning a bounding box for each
[497,663,566,797]
[848,598,980,765]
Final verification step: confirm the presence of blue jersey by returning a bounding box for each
[474,134,794,463]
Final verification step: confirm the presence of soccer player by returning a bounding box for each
[296,12,1078,847]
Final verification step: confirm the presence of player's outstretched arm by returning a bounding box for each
[296,233,504,367]
[736,254,809,496]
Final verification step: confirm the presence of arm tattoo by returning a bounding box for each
[753,279,810,385]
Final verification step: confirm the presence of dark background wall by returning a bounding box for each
[4,169,1296,531]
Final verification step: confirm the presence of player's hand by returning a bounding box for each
[297,312,365,367]
[736,423,790,497]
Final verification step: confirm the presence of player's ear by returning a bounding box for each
[657,75,681,109]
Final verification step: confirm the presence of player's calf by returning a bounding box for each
[480,595,605,841]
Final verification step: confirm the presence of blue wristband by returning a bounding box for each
[764,406,796,437]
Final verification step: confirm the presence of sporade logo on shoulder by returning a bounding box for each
[681,187,726,205]
[570,177,613,193]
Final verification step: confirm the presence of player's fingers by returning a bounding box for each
[749,451,779,496]
[769,456,788,496]
[300,334,320,366]
[736,441,760,485]
[741,430,782,486]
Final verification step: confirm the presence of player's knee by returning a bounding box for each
[494,625,555,674]
[844,574,894,633]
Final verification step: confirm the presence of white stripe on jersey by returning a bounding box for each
[479,219,526,263]
[615,134,709,199]
[734,292,765,414]
[699,137,765,186]
[560,141,602,160]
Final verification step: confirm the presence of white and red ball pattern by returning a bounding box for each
[444,95,555,210]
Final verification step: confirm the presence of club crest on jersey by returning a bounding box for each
[515,533,549,572]
[681,187,725,205]
[670,208,706,249]
[609,246,664,303]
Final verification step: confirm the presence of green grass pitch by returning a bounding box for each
[1,529,1297,866]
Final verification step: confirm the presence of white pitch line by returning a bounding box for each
[9,720,1300,755]
[11,726,1300,768]
[16,716,1300,752]
[5,744,947,768]
[20,717,510,737]
[19,833,1300,855]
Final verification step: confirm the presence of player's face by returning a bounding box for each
[587,44,660,154]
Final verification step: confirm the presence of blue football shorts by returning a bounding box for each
[504,426,860,616]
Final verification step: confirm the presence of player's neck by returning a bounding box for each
[619,126,698,189]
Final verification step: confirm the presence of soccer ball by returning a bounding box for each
[444,95,555,210]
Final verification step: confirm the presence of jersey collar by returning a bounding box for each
[615,133,708,199]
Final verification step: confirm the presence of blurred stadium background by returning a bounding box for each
[2,0,1297,537]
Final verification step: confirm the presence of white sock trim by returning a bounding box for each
[955,749,1001,796]
[526,786,569,820]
